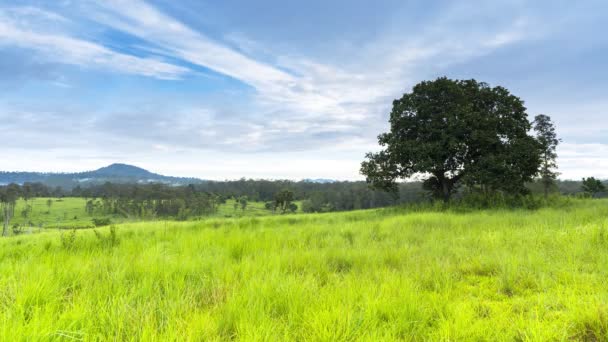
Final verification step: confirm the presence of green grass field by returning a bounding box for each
[10,198,295,229]
[2,199,608,340]
[12,198,112,229]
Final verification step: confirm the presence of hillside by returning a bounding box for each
[0,163,203,188]
[2,199,608,340]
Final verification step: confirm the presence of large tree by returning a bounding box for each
[533,114,560,198]
[361,77,541,202]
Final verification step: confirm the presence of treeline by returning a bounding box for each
[80,184,222,220]
[1,176,607,235]
[74,180,426,214]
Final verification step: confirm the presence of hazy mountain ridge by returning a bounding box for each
[0,163,204,188]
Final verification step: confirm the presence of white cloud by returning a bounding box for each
[558,143,608,179]
[5,1,588,180]
[85,0,535,148]
[0,9,188,80]
[89,0,294,86]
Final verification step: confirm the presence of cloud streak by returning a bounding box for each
[85,0,535,138]
[89,0,294,86]
[0,9,188,80]
[1,0,605,180]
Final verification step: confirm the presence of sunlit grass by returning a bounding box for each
[2,199,608,340]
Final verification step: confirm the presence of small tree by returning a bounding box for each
[274,189,294,213]
[1,184,19,237]
[582,177,606,197]
[239,196,248,212]
[533,114,560,198]
[21,205,31,221]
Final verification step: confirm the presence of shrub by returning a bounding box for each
[12,224,23,235]
[92,217,112,227]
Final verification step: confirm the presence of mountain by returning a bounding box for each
[0,163,204,188]
[86,163,155,178]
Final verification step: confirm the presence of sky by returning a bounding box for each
[0,0,607,180]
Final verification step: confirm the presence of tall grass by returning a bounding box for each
[1,199,608,340]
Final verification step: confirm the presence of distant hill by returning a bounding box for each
[0,163,204,189]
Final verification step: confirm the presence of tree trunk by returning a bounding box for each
[2,204,11,237]
[436,173,452,203]
[442,181,451,203]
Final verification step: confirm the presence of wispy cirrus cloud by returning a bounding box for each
[0,0,538,156]
[88,0,294,86]
[0,8,188,80]
[3,0,603,180]
[85,0,534,129]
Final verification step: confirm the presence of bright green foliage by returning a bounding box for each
[11,197,112,229]
[1,199,608,340]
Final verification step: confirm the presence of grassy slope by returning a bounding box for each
[1,199,608,340]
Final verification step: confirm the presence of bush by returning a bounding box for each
[92,217,112,227]
[12,224,23,235]
[457,192,544,210]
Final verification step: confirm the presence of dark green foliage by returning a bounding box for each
[92,218,112,227]
[362,77,542,202]
[533,114,560,198]
[238,196,248,211]
[274,189,295,214]
[82,182,221,219]
[0,184,19,236]
[582,177,606,197]
[12,224,23,235]
[264,201,275,211]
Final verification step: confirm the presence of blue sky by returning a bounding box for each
[0,0,607,180]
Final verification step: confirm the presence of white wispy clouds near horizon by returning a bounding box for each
[0,0,606,180]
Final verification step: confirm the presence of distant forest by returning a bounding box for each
[1,178,605,215]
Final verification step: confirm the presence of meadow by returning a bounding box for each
[1,199,608,340]
[12,198,111,229]
[10,197,297,230]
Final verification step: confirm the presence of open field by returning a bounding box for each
[10,197,296,229]
[2,199,608,340]
[12,197,111,229]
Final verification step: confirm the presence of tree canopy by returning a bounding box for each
[581,177,606,196]
[361,77,542,202]
[533,114,560,198]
